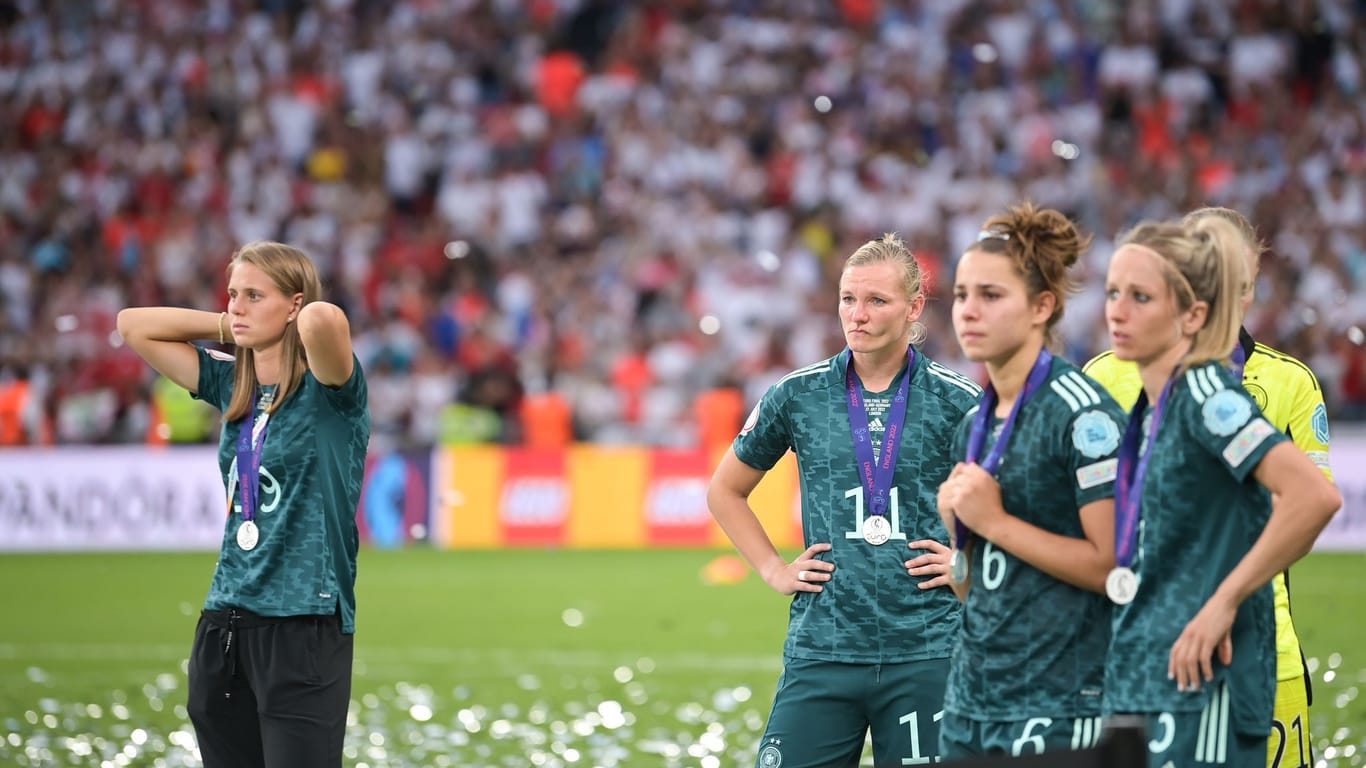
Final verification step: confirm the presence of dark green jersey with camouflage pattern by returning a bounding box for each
[733,348,981,663]
[195,346,370,633]
[944,357,1124,720]
[1104,361,1283,736]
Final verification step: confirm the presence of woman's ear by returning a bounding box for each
[907,292,927,322]
[1181,300,1209,336]
[1032,291,1057,327]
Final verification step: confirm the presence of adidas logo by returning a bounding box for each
[869,417,884,430]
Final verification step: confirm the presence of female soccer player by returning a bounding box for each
[117,241,370,768]
[937,203,1125,757]
[1084,207,1334,768]
[707,234,980,768]
[1101,217,1340,768]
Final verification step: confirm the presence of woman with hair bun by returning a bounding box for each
[937,203,1127,758]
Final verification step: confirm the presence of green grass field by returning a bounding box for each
[1,549,1362,767]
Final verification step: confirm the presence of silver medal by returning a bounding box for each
[1105,566,1138,605]
[236,520,260,551]
[862,515,891,545]
[949,548,969,583]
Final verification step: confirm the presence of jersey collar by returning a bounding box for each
[1237,326,1255,361]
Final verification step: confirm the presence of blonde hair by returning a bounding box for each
[1116,217,1250,372]
[224,242,322,422]
[844,233,927,345]
[1181,206,1263,296]
[969,202,1091,343]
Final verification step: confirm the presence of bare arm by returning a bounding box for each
[296,302,355,387]
[1168,441,1342,690]
[941,462,1117,594]
[1232,443,1341,599]
[973,497,1116,594]
[115,307,226,392]
[707,448,832,595]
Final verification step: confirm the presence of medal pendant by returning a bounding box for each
[862,515,891,545]
[1106,566,1138,605]
[237,520,260,552]
[949,549,970,583]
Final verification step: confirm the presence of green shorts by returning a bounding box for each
[755,655,948,768]
[1135,683,1268,768]
[939,712,1104,758]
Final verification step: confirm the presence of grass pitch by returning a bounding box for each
[1,549,1362,766]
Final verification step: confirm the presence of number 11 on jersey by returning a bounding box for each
[843,486,910,541]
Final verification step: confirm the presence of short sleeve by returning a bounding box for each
[732,386,793,471]
[1066,405,1125,506]
[192,345,236,411]
[1186,385,1288,482]
[1284,369,1333,480]
[313,353,368,417]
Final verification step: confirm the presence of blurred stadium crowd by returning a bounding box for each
[0,0,1364,449]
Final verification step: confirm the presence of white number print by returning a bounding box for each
[900,709,944,765]
[1148,712,1175,754]
[1012,717,1052,756]
[981,541,1007,590]
[844,486,910,541]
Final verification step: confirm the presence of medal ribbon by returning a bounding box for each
[845,346,914,519]
[1230,341,1247,381]
[1113,375,1176,569]
[953,348,1054,552]
[232,390,271,523]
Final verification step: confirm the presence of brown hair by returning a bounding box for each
[968,202,1091,341]
[844,233,928,345]
[1116,217,1250,372]
[224,242,322,422]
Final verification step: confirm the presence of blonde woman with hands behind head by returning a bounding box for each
[117,241,370,768]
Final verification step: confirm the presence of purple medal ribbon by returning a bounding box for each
[1113,376,1176,569]
[235,390,271,524]
[953,348,1054,552]
[845,347,915,520]
[1230,341,1247,382]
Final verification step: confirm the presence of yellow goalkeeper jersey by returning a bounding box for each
[1083,329,1334,685]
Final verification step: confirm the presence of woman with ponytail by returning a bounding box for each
[1100,217,1339,767]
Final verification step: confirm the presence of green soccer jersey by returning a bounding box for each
[194,346,371,633]
[1104,361,1284,737]
[944,358,1124,721]
[734,348,981,663]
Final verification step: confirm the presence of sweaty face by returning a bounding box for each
[226,261,300,350]
[838,262,922,355]
[1104,245,1186,366]
[952,249,1041,365]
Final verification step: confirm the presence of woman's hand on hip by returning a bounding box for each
[767,542,835,596]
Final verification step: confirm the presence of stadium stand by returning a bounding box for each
[0,0,1362,447]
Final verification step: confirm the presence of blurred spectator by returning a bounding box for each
[0,0,1363,450]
